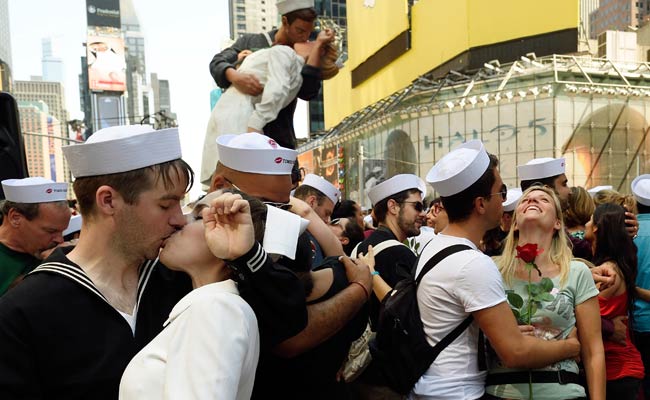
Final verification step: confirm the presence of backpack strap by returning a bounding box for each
[414,244,474,360]
[414,244,472,286]
[350,239,404,259]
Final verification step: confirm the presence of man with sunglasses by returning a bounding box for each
[208,132,371,398]
[350,174,427,395]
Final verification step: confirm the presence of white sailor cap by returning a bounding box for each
[632,175,650,206]
[426,140,490,197]
[62,125,182,178]
[277,0,314,15]
[217,133,297,175]
[302,174,341,204]
[517,157,565,182]
[63,215,82,237]
[368,174,426,206]
[587,185,613,198]
[502,188,523,212]
[2,177,68,203]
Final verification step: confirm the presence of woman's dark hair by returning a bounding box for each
[592,203,638,320]
[332,199,359,220]
[342,220,364,255]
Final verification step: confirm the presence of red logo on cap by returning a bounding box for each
[46,188,53,194]
[268,139,278,149]
[274,157,282,164]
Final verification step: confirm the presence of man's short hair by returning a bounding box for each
[293,184,328,206]
[442,154,499,223]
[284,7,317,23]
[0,200,67,220]
[373,188,421,223]
[73,159,194,216]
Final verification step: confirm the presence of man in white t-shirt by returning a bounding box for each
[412,140,581,399]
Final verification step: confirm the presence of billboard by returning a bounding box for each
[86,0,121,28]
[87,35,126,92]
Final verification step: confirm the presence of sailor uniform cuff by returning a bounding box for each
[228,242,268,274]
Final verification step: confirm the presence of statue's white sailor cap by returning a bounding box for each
[517,157,565,182]
[62,125,182,177]
[426,140,490,197]
[217,133,297,175]
[2,177,68,203]
[502,188,523,212]
[277,0,314,15]
[632,175,650,206]
[63,215,82,237]
[368,174,426,206]
[587,185,613,197]
[302,174,341,204]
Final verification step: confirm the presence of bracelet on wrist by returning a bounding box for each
[371,271,380,276]
[350,281,370,300]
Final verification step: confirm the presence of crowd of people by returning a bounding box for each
[1,1,650,399]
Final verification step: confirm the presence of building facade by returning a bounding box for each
[228,0,278,39]
[0,0,12,69]
[17,101,67,185]
[299,55,650,208]
[14,80,72,186]
[590,0,649,39]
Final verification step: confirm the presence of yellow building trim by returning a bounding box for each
[324,0,579,129]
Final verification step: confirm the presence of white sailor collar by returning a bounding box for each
[30,252,157,317]
[164,279,240,327]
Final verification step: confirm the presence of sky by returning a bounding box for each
[8,0,231,197]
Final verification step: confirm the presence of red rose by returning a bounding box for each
[516,243,542,263]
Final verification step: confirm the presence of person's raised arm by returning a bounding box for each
[289,196,344,257]
[474,302,581,369]
[358,245,392,302]
[209,36,262,96]
[273,255,371,358]
[575,297,606,400]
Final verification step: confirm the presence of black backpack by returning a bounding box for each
[369,244,473,394]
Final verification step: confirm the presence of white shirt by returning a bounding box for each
[411,234,506,400]
[119,280,260,400]
[200,45,306,183]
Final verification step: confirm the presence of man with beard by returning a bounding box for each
[353,174,427,328]
[0,125,195,399]
[0,178,70,295]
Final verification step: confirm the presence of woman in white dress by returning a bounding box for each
[119,191,261,400]
[200,29,339,184]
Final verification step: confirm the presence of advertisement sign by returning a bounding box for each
[87,35,126,92]
[86,0,121,28]
[47,116,56,181]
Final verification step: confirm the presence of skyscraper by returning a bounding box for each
[42,37,65,83]
[0,0,13,91]
[228,0,278,39]
[17,101,66,182]
[14,79,72,184]
[308,0,347,134]
[0,0,12,69]
[120,0,148,124]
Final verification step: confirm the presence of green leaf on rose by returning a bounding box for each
[507,291,524,309]
[540,277,554,292]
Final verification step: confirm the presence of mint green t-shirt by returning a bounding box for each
[0,242,40,295]
[486,260,599,400]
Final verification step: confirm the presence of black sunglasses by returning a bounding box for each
[401,201,425,212]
